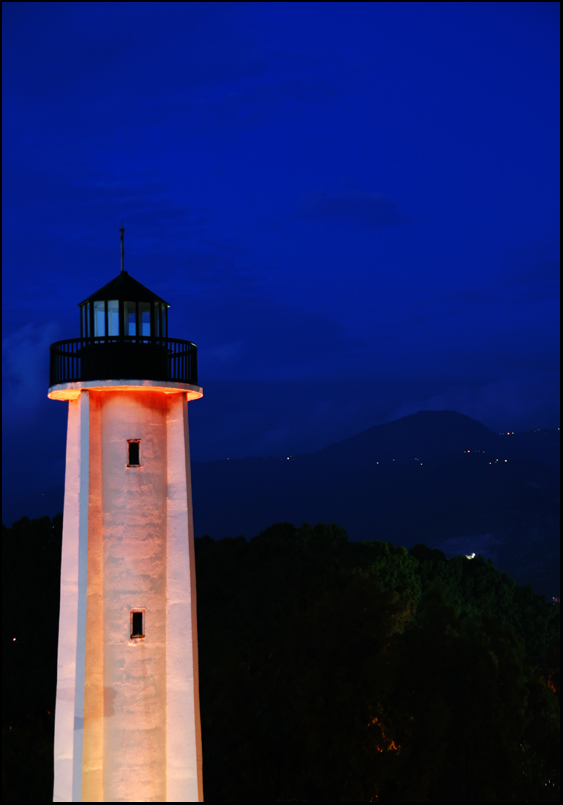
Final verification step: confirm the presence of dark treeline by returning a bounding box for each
[2,516,560,802]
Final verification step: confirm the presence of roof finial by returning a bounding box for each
[119,221,125,273]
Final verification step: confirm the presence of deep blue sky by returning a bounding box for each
[2,2,560,507]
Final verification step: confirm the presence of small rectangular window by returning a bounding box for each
[127,440,140,466]
[131,610,144,639]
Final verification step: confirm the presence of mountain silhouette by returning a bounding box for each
[315,410,501,463]
[191,412,559,597]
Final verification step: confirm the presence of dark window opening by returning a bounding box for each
[131,611,144,638]
[128,441,140,466]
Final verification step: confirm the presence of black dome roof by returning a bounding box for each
[78,271,169,306]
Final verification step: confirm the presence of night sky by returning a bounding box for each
[2,3,560,513]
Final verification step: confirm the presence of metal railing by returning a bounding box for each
[49,336,198,387]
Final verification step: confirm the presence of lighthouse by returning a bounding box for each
[49,230,204,802]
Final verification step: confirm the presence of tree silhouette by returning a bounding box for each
[2,516,559,801]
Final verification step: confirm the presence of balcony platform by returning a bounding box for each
[49,335,199,388]
[48,377,203,401]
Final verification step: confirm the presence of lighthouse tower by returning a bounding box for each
[49,230,204,802]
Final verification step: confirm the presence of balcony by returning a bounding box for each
[49,336,198,387]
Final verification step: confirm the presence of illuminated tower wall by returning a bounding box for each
[49,262,203,802]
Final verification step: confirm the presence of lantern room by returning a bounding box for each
[78,270,169,339]
[49,266,198,391]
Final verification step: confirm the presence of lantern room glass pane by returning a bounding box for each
[84,303,90,337]
[155,302,160,336]
[108,300,119,335]
[124,301,136,335]
[139,303,150,337]
[94,301,105,336]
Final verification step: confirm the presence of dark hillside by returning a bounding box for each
[192,414,559,596]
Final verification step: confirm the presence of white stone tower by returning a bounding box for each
[49,231,204,802]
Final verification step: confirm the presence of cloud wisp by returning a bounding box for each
[295,189,412,229]
[2,322,59,419]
